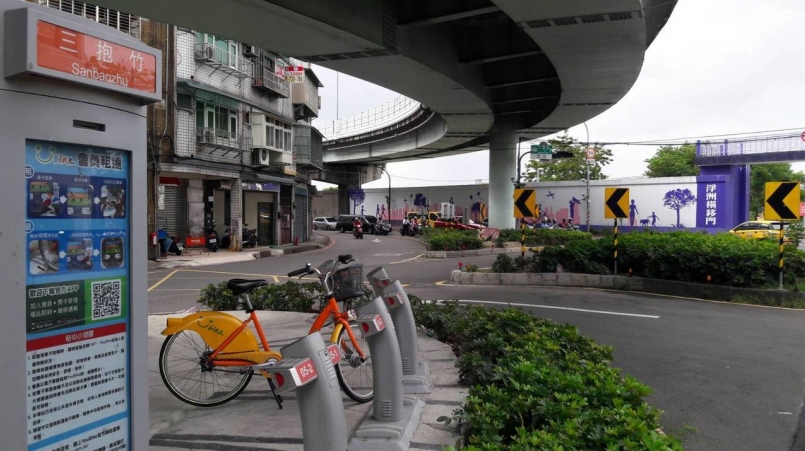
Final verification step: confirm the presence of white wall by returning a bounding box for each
[359,177,700,228]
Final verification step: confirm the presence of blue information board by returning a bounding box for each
[24,140,130,451]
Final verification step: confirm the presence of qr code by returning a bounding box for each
[91,279,122,320]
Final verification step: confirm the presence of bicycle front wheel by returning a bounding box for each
[335,321,374,403]
[159,330,252,407]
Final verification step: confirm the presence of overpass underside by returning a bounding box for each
[84,0,678,228]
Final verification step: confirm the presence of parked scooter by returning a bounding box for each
[206,220,219,252]
[353,218,364,239]
[242,224,258,248]
[374,220,391,236]
[220,223,231,249]
[400,219,416,237]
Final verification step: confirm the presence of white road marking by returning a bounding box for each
[389,253,425,265]
[455,299,660,319]
[776,412,793,415]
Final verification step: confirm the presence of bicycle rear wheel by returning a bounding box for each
[159,330,252,407]
[335,321,374,403]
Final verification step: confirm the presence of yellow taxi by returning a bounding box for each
[729,220,790,241]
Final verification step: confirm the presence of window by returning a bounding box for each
[178,94,192,109]
[229,113,238,139]
[228,41,238,68]
[205,108,216,129]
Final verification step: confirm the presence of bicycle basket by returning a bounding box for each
[332,264,365,303]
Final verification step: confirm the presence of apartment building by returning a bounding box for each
[33,0,325,251]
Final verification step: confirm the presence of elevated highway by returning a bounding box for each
[87,0,677,227]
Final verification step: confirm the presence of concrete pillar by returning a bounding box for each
[488,132,517,229]
[337,184,353,216]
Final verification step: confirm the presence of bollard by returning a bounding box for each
[348,297,424,451]
[366,266,392,297]
[381,280,431,394]
[265,333,348,451]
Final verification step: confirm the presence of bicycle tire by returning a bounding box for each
[334,321,374,403]
[38,240,59,272]
[159,330,252,407]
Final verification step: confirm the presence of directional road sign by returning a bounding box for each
[530,142,552,161]
[604,188,629,219]
[513,188,537,218]
[765,182,800,220]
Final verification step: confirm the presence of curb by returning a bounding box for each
[425,247,523,259]
[449,270,805,307]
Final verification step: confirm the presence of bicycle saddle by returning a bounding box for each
[227,279,268,295]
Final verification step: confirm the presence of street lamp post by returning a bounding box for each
[379,166,391,223]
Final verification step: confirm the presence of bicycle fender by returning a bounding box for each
[329,321,344,344]
[162,312,260,353]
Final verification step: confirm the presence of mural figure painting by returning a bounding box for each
[569,196,581,221]
[629,199,639,226]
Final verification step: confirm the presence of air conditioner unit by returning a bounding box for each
[253,148,270,167]
[200,45,214,61]
[196,129,215,144]
[242,45,258,58]
[250,113,269,149]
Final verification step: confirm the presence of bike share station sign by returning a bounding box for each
[0,2,160,450]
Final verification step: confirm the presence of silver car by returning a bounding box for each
[312,216,337,230]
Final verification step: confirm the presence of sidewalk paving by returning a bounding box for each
[149,234,331,270]
[148,310,464,451]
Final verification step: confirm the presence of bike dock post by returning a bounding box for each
[264,333,348,451]
[348,297,424,451]
[367,267,432,394]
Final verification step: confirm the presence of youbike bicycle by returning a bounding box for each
[158,253,373,407]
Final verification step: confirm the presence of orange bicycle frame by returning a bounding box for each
[309,295,366,359]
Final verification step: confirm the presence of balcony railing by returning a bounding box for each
[194,43,253,78]
[319,96,422,140]
[253,71,290,98]
[196,127,252,150]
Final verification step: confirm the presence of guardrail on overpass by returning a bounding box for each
[319,96,422,141]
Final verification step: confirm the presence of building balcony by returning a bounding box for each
[253,71,290,98]
[196,127,253,152]
[194,43,253,79]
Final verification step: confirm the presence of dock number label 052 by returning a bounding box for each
[295,360,317,384]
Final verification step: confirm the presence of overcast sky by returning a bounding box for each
[311,0,805,189]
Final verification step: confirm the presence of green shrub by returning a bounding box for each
[787,221,805,247]
[427,229,484,251]
[197,281,376,312]
[498,228,593,246]
[408,299,685,450]
[534,231,805,288]
[491,254,515,273]
[198,282,239,310]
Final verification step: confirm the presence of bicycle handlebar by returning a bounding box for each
[287,266,311,277]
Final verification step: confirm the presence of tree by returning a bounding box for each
[348,189,365,214]
[644,144,700,178]
[663,188,696,228]
[524,134,612,182]
[750,164,805,218]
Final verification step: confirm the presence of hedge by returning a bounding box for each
[498,228,593,246]
[426,229,484,251]
[491,231,805,288]
[409,298,685,450]
[197,281,375,312]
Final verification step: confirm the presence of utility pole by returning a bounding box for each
[379,165,391,223]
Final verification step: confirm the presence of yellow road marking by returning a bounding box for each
[148,270,178,292]
[150,288,201,291]
[435,280,455,286]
